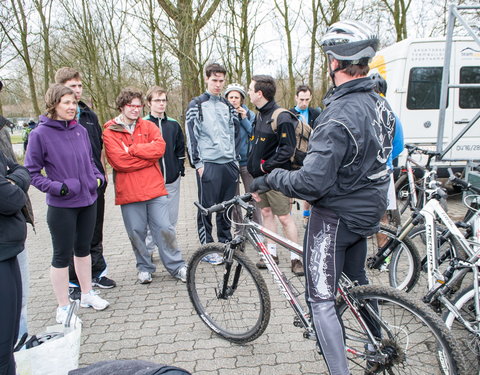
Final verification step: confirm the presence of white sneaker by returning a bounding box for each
[80,290,110,310]
[56,305,82,327]
[201,253,224,265]
[175,265,187,283]
[138,271,152,284]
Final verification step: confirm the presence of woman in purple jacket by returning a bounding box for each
[25,84,109,325]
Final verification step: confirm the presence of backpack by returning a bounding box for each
[270,108,312,170]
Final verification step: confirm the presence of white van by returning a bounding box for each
[370,37,480,165]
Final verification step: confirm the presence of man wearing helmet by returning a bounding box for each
[251,20,395,374]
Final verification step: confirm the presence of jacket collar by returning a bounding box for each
[257,100,278,114]
[323,77,375,107]
[38,114,77,130]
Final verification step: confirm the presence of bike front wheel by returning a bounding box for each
[443,286,480,374]
[187,243,271,343]
[366,224,421,292]
[337,285,466,375]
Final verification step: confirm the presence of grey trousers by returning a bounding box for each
[146,177,181,254]
[121,195,185,275]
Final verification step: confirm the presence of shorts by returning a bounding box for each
[257,190,291,216]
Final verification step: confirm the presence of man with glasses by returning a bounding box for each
[103,87,187,284]
[143,86,185,258]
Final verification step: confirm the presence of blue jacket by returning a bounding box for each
[387,114,404,169]
[25,115,103,208]
[237,105,255,166]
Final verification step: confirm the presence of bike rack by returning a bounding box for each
[436,4,480,160]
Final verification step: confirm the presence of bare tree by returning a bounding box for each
[378,0,413,41]
[33,0,55,91]
[156,0,222,111]
[0,0,41,115]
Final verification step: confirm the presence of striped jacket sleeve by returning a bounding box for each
[185,98,202,169]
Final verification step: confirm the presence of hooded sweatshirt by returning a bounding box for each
[24,115,103,208]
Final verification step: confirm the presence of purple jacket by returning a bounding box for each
[25,115,103,208]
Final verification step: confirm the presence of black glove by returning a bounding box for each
[249,175,271,194]
[60,183,69,196]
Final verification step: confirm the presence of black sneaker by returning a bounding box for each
[92,276,116,289]
[69,286,81,301]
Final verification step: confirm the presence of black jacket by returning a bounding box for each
[289,107,321,129]
[78,101,104,175]
[144,114,185,184]
[247,100,297,178]
[267,78,395,236]
[0,152,30,261]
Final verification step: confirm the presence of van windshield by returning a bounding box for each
[407,67,446,110]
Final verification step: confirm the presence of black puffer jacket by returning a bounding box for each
[267,78,395,236]
[78,101,104,175]
[0,152,31,261]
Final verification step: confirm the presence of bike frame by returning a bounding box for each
[397,197,480,334]
[231,210,384,360]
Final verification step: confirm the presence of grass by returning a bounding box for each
[10,134,23,144]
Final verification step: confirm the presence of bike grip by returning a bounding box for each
[194,201,209,216]
[207,203,226,214]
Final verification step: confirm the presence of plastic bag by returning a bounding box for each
[14,303,82,375]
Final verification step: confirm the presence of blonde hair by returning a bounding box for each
[45,84,76,119]
[146,86,167,103]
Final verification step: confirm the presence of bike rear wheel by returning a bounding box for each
[187,243,271,343]
[337,285,466,375]
[443,286,480,374]
[366,224,421,292]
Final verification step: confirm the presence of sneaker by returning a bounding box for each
[138,271,152,284]
[80,290,110,310]
[256,255,279,269]
[291,259,305,276]
[92,276,116,289]
[56,305,82,326]
[68,286,81,301]
[175,265,187,283]
[201,253,224,265]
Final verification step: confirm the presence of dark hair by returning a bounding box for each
[344,64,370,77]
[44,84,76,119]
[251,75,276,102]
[115,87,144,111]
[146,86,167,103]
[296,85,312,96]
[55,67,82,84]
[205,63,227,78]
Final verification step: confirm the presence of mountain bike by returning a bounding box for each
[186,193,466,374]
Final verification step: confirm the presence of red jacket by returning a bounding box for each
[103,117,167,205]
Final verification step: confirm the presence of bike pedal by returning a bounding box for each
[293,316,303,327]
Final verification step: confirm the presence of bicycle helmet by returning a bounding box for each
[224,83,246,99]
[321,20,379,64]
[370,73,388,96]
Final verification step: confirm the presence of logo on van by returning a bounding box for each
[461,47,480,57]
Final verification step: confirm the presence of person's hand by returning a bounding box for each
[197,167,204,177]
[236,106,247,119]
[249,175,270,194]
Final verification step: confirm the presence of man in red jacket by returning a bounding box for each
[103,87,187,284]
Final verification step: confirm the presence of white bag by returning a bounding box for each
[14,305,82,375]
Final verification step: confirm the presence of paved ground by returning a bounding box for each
[24,169,469,374]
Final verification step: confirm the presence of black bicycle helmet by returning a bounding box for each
[370,73,388,96]
[321,20,379,64]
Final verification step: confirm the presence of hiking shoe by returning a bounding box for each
[56,305,82,327]
[175,265,188,283]
[92,276,116,289]
[291,259,304,276]
[138,271,152,284]
[256,255,279,269]
[80,290,110,310]
[201,253,224,265]
[68,286,81,301]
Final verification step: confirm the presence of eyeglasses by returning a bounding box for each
[125,104,144,109]
[151,99,167,103]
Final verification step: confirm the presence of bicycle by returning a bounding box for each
[380,172,480,373]
[186,193,466,374]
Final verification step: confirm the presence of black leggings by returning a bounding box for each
[0,257,22,375]
[47,203,97,268]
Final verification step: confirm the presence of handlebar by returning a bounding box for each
[448,168,480,194]
[194,193,253,216]
[405,144,441,157]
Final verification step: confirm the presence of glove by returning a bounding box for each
[60,183,69,196]
[249,175,271,194]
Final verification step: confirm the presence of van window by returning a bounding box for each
[459,66,480,108]
[407,67,447,110]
